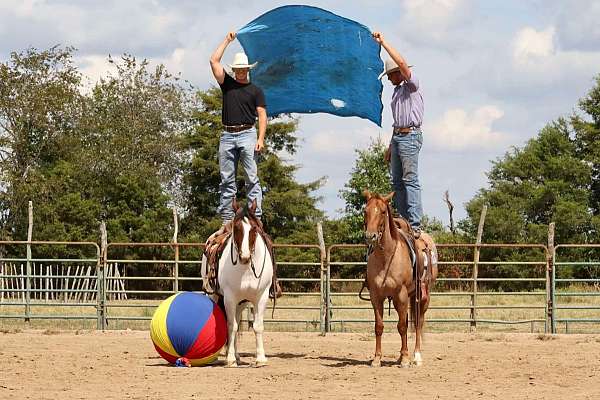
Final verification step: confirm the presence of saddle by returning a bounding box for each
[392,218,435,291]
[203,221,282,299]
[359,217,434,302]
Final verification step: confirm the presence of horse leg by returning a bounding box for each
[370,296,385,367]
[234,302,246,364]
[252,290,270,367]
[412,293,430,367]
[224,296,240,367]
[396,285,410,367]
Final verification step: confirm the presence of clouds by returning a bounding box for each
[427,106,508,151]
[513,26,556,63]
[0,0,196,57]
[2,1,600,224]
[397,0,474,51]
[555,0,600,52]
[308,125,382,155]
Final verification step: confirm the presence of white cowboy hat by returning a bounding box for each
[378,59,413,80]
[228,52,258,69]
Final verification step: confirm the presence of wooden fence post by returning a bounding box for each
[547,222,555,334]
[172,208,179,293]
[317,222,327,335]
[25,201,33,322]
[471,205,487,332]
[98,222,107,330]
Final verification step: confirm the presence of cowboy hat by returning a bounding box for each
[228,52,258,69]
[378,59,413,80]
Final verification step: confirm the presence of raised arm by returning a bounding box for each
[372,32,411,80]
[210,32,236,85]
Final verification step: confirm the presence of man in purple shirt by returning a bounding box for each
[373,32,423,238]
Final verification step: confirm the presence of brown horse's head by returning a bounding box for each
[363,190,397,245]
[232,199,260,264]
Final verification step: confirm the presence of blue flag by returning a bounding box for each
[237,5,383,126]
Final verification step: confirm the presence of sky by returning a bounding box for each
[2,0,600,227]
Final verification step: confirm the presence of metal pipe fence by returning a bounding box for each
[325,243,549,333]
[1,239,599,334]
[0,240,101,328]
[553,244,600,333]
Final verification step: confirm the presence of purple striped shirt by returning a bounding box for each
[391,71,424,128]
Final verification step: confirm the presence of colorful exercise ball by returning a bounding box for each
[150,292,227,366]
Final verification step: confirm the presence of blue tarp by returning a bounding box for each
[237,5,383,126]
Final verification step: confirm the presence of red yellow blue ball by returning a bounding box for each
[150,292,227,366]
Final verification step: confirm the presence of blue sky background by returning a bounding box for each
[2,0,599,227]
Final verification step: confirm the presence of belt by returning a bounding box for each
[224,124,254,133]
[393,126,419,135]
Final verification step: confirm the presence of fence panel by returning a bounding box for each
[325,243,549,333]
[553,244,600,333]
[2,238,600,335]
[0,241,101,329]
[102,242,325,333]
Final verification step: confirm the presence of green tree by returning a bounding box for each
[0,48,191,260]
[461,74,600,288]
[0,46,83,241]
[77,55,191,243]
[463,119,592,245]
[338,138,392,243]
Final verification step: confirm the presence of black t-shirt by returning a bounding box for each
[219,73,266,126]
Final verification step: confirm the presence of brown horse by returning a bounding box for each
[363,190,438,367]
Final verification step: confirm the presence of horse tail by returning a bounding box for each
[409,294,418,332]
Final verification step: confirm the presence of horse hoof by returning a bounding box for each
[412,352,423,367]
[399,356,411,368]
[371,359,381,368]
[254,360,268,368]
[225,361,238,368]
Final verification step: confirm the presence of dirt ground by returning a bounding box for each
[1,329,599,399]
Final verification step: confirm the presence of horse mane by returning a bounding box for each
[233,203,266,239]
[385,201,400,241]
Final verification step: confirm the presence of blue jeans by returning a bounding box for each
[218,128,263,222]
[390,129,423,229]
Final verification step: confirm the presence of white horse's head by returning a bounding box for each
[232,199,260,265]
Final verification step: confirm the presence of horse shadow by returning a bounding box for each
[235,351,305,360]
[315,355,375,368]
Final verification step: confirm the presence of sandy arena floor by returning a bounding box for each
[0,329,599,399]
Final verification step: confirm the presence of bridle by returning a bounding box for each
[230,218,267,280]
[360,198,398,302]
[365,199,389,254]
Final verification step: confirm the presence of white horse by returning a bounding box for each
[201,200,273,367]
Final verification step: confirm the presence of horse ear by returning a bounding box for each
[232,198,239,212]
[249,199,257,215]
[363,190,372,201]
[383,192,395,203]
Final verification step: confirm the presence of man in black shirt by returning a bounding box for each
[210,31,266,223]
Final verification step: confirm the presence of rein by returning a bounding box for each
[360,239,398,302]
[230,229,268,280]
[360,203,398,302]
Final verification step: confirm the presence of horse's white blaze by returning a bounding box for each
[200,218,273,367]
[239,218,252,262]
